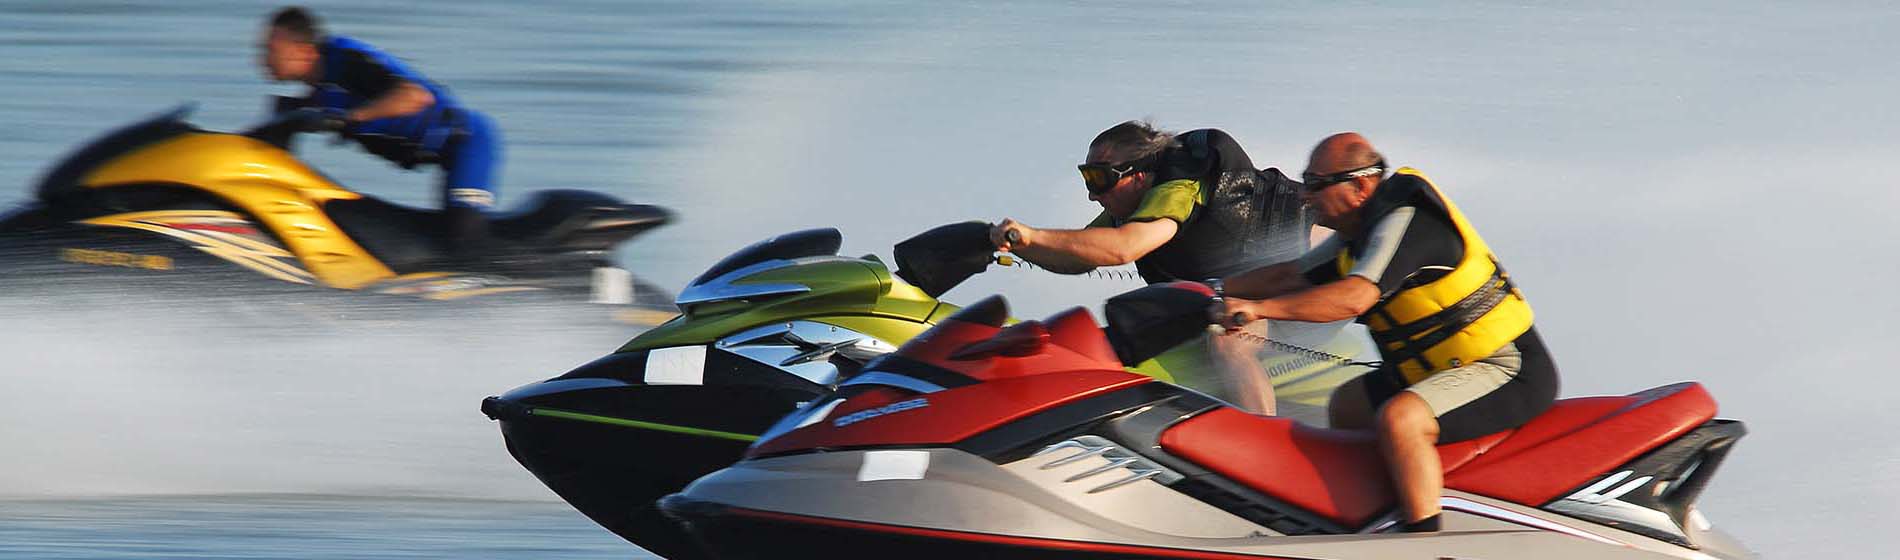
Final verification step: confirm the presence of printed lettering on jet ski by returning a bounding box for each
[833,398,930,428]
[59,247,173,270]
[82,210,315,284]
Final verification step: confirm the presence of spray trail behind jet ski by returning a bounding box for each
[0,288,642,500]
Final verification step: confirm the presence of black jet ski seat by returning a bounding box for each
[322,189,671,274]
[488,189,671,251]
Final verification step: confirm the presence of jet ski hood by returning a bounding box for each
[36,104,199,203]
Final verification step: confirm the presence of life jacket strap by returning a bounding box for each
[1370,262,1521,374]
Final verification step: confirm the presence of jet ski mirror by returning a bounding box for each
[892,221,997,298]
[949,320,1051,361]
[1102,281,1218,366]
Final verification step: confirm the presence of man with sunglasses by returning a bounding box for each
[989,120,1311,413]
[991,121,1309,285]
[1214,132,1559,533]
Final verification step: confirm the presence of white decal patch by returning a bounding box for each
[857,450,930,482]
[644,346,707,385]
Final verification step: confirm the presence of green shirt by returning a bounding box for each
[1086,179,1204,228]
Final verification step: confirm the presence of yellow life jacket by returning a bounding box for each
[1337,168,1532,384]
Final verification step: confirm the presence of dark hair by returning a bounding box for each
[1089,120,1177,163]
[269,6,324,43]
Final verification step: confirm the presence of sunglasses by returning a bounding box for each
[1078,153,1160,195]
[1301,159,1387,192]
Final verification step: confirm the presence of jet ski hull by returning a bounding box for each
[662,446,1757,560]
[488,399,755,560]
[482,347,832,559]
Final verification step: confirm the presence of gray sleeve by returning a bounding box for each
[1296,233,1346,274]
[1344,206,1415,284]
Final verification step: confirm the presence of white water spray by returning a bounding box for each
[0,289,641,500]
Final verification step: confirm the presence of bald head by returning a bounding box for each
[1308,132,1382,176]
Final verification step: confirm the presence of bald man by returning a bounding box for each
[1213,133,1558,532]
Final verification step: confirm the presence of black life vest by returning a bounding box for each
[1131,129,1312,284]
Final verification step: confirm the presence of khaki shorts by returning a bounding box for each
[1362,333,1559,443]
[1405,341,1522,417]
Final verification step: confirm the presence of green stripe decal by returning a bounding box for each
[529,408,760,442]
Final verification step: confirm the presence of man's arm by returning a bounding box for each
[1220,262,1309,299]
[1226,276,1381,325]
[1218,207,1415,327]
[991,218,1176,274]
[345,80,435,122]
[1220,228,1344,298]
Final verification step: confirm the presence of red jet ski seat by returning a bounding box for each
[1158,382,1717,527]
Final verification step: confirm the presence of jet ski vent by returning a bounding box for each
[1033,435,1183,493]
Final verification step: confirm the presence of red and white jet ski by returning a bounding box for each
[660,292,1754,559]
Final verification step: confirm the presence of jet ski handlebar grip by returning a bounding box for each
[300,108,352,133]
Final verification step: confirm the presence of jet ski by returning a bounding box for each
[0,105,675,322]
[659,294,1755,559]
[481,225,1366,558]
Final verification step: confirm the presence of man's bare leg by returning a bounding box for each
[1209,327,1275,415]
[1376,392,1442,526]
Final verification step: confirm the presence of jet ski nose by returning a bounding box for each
[480,395,531,421]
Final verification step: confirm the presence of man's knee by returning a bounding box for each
[1376,392,1440,441]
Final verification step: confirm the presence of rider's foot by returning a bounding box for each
[1400,514,1441,533]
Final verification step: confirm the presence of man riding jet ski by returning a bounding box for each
[659,295,1754,559]
[0,105,673,319]
[1215,133,1555,533]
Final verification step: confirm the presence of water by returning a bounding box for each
[0,496,637,559]
[3,1,1896,558]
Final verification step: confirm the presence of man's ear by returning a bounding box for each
[1355,176,1379,198]
[1135,170,1157,189]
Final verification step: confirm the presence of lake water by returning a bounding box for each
[3,1,1896,558]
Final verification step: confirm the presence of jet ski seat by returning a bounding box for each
[322,190,670,273]
[1158,382,1718,527]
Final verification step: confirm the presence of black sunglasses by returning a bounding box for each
[1078,153,1161,194]
[1301,159,1387,192]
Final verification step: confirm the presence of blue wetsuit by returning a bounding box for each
[309,35,501,213]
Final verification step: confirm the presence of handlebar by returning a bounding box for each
[242,103,349,150]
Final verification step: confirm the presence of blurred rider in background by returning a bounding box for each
[259,5,502,258]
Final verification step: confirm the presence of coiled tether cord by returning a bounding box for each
[1207,277,1383,370]
[988,251,1380,371]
